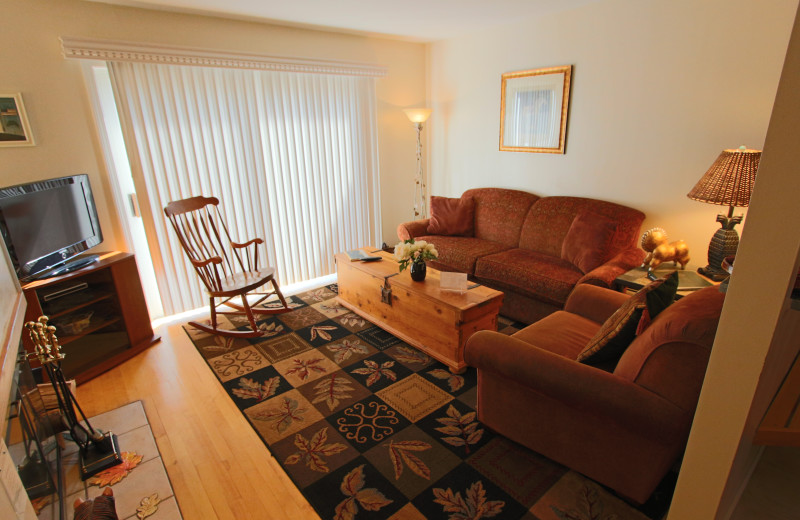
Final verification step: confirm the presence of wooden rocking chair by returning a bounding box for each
[164,196,291,338]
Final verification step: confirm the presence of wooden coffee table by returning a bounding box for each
[335,248,503,373]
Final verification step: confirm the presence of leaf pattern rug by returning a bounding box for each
[184,283,673,520]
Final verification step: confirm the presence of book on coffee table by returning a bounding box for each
[345,249,370,261]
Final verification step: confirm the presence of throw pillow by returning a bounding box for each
[427,196,475,236]
[577,271,679,367]
[561,212,618,273]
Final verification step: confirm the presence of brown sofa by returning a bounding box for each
[464,283,726,503]
[397,188,646,323]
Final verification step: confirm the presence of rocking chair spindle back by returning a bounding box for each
[164,196,291,338]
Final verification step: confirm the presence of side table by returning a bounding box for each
[615,266,716,299]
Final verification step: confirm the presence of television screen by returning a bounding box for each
[0,175,103,282]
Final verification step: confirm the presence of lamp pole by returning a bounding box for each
[413,121,427,219]
[403,108,432,221]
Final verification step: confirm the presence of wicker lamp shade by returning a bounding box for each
[687,146,761,281]
[687,147,760,207]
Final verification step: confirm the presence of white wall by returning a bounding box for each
[0,0,427,256]
[428,0,797,261]
[671,4,800,517]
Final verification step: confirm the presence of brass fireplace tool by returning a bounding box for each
[25,316,122,480]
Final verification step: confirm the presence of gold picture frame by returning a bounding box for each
[499,65,572,154]
[0,93,35,147]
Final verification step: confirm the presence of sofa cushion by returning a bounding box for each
[577,273,679,367]
[475,248,583,306]
[427,196,475,236]
[519,196,645,258]
[561,212,618,273]
[512,311,601,360]
[416,235,510,274]
[462,188,540,248]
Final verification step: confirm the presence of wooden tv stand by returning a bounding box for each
[21,251,160,384]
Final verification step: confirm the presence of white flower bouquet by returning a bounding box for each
[394,238,438,272]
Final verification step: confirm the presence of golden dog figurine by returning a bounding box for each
[641,228,690,271]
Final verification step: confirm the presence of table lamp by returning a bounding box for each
[687,145,760,280]
[404,108,432,219]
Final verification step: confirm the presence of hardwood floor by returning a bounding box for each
[76,318,320,520]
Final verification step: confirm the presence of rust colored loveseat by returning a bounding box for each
[397,188,646,323]
[464,283,726,503]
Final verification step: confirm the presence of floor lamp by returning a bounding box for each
[687,146,760,281]
[404,108,432,220]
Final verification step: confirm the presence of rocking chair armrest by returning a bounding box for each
[189,256,223,269]
[231,238,264,249]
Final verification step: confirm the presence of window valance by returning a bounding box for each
[60,36,388,78]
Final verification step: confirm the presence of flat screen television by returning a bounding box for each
[0,174,103,282]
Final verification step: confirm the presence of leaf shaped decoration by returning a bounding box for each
[466,481,504,518]
[394,346,430,365]
[257,322,285,337]
[399,450,430,481]
[433,481,504,520]
[339,315,367,328]
[434,425,463,436]
[285,357,328,381]
[355,487,393,511]
[312,374,354,411]
[435,405,483,454]
[136,492,161,520]
[231,376,281,401]
[203,335,235,353]
[340,464,367,497]
[351,360,397,387]
[283,427,347,473]
[310,325,338,341]
[253,397,307,433]
[442,436,467,447]
[262,376,281,398]
[88,452,143,487]
[385,440,432,480]
[335,465,392,519]
[432,487,467,514]
[334,497,358,520]
[327,339,369,363]
[428,369,465,392]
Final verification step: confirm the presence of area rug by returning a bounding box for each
[184,283,672,520]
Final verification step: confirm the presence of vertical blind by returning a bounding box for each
[108,61,381,315]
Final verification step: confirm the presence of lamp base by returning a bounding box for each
[79,431,122,480]
[703,214,742,282]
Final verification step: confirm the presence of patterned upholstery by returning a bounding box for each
[462,188,540,248]
[416,235,510,274]
[475,249,583,306]
[396,188,645,323]
[519,197,645,257]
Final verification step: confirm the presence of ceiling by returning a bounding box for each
[88,0,599,41]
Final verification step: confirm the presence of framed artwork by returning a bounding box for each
[0,93,35,147]
[499,65,572,154]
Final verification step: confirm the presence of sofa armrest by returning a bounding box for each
[464,331,688,442]
[564,284,629,324]
[577,248,646,288]
[397,219,430,241]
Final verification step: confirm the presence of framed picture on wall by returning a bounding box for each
[499,65,572,154]
[0,93,35,147]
